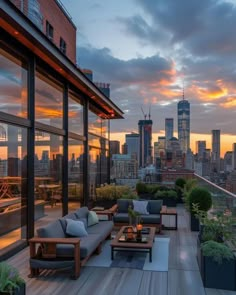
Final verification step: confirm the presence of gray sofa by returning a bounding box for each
[113,199,163,232]
[29,206,113,279]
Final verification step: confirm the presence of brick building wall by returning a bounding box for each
[38,0,76,64]
[9,0,77,64]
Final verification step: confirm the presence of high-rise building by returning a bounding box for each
[178,98,190,153]
[138,119,153,167]
[232,143,236,170]
[110,141,120,155]
[165,118,174,148]
[196,141,206,161]
[125,133,139,160]
[211,130,221,173]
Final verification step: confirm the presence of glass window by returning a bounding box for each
[88,109,102,136]
[0,123,27,252]
[46,21,54,41]
[34,131,63,219]
[68,139,84,212]
[101,119,109,139]
[0,48,28,118]
[35,71,63,128]
[68,93,83,135]
[60,37,67,55]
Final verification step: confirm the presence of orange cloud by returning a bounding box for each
[220,97,236,108]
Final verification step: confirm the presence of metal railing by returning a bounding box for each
[195,173,236,217]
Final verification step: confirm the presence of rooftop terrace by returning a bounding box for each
[6,205,235,295]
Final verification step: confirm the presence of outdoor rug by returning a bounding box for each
[85,237,170,271]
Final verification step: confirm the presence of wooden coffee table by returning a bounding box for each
[110,226,156,262]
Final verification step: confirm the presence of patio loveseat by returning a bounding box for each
[113,199,163,232]
[29,206,113,279]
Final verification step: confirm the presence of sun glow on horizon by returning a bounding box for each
[110,132,236,157]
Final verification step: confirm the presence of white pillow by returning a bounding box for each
[88,211,99,227]
[66,219,88,237]
[133,200,149,215]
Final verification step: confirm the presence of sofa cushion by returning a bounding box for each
[56,234,101,259]
[37,220,66,238]
[87,220,113,241]
[59,212,78,233]
[147,200,163,214]
[117,199,133,213]
[133,200,149,215]
[74,207,89,219]
[113,213,130,223]
[140,214,161,224]
[66,219,88,237]
[88,211,99,227]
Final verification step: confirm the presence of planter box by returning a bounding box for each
[0,282,26,295]
[190,214,199,231]
[161,198,177,207]
[197,238,236,291]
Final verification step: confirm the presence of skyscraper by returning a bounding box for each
[196,140,206,161]
[211,130,221,172]
[125,133,139,160]
[178,98,190,153]
[138,119,153,167]
[165,118,174,148]
[232,143,236,170]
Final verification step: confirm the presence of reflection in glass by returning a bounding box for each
[0,48,28,118]
[34,131,63,219]
[88,109,102,135]
[35,71,63,128]
[68,139,84,212]
[0,124,27,252]
[68,93,83,135]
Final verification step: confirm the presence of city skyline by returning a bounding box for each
[60,0,236,155]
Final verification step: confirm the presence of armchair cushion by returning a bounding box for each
[117,199,133,213]
[133,200,149,215]
[147,200,163,214]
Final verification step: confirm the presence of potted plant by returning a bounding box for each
[128,206,141,227]
[0,262,25,295]
[135,182,150,199]
[199,240,236,290]
[188,187,212,231]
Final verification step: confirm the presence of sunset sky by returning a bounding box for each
[60,0,236,156]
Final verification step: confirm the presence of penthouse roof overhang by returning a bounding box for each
[0,0,124,120]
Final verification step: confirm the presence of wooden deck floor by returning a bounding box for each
[6,205,236,295]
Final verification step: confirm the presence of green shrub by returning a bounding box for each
[175,178,186,189]
[188,187,212,213]
[155,190,177,199]
[136,182,148,194]
[146,184,160,194]
[95,184,131,200]
[201,240,234,264]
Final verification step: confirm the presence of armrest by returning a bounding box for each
[160,205,167,214]
[29,237,80,245]
[29,237,80,259]
[109,204,118,213]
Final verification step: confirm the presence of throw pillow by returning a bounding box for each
[88,211,99,227]
[66,219,88,237]
[133,200,149,215]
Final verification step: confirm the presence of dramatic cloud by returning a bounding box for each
[61,0,236,151]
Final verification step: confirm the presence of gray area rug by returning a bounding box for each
[85,237,170,271]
